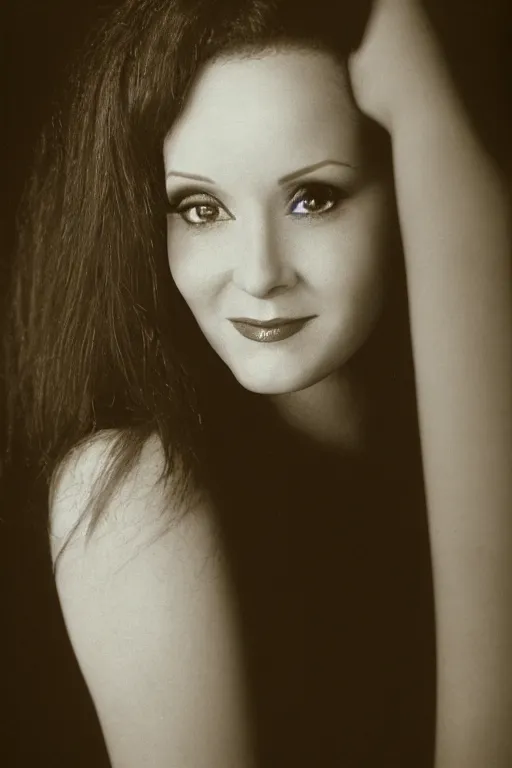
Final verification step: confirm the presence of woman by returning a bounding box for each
[6,0,511,765]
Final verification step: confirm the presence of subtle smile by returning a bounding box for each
[228,316,316,343]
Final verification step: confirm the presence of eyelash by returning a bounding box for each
[166,182,347,228]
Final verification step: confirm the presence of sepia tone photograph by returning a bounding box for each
[3,0,512,765]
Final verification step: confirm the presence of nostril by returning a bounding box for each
[232,258,297,298]
[266,284,289,299]
[238,278,290,300]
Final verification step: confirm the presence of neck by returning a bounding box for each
[269,366,369,455]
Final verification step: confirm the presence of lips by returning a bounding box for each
[228,316,316,343]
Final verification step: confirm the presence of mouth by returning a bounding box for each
[228,316,316,343]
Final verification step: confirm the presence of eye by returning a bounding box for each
[289,182,345,217]
[168,193,232,226]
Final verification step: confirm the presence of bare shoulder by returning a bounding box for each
[49,428,221,587]
[49,431,254,767]
[49,430,168,545]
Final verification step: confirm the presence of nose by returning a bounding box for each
[232,216,297,299]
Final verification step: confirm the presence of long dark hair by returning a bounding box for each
[6,0,421,533]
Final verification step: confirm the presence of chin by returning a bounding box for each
[228,360,332,396]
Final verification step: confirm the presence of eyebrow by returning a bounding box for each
[165,160,356,186]
[278,160,356,184]
[165,170,216,183]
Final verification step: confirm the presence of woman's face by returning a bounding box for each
[164,49,393,394]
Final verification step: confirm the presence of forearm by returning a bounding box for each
[391,58,512,766]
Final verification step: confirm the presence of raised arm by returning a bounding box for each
[350,2,512,764]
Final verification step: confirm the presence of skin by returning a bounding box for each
[350,1,512,764]
[163,50,394,448]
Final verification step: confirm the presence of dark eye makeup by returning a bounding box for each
[166,180,348,227]
[167,189,232,226]
[287,182,347,217]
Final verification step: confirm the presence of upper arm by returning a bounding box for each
[50,433,255,768]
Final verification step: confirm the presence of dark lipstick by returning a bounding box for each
[228,316,316,343]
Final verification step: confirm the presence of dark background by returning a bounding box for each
[2,0,511,765]
[4,4,119,765]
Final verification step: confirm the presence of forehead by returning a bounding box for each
[163,50,364,182]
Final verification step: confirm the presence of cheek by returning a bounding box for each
[166,221,220,310]
[347,186,392,303]
[306,190,391,310]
